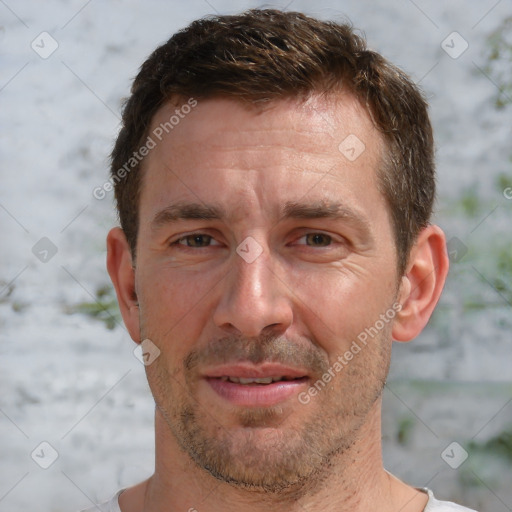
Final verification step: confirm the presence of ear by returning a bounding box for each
[392,224,449,342]
[106,227,141,343]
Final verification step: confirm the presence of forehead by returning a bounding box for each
[140,93,386,223]
[148,92,381,158]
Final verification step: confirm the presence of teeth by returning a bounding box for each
[223,376,286,384]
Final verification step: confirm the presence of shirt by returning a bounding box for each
[79,487,478,511]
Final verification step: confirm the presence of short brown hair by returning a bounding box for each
[111,8,435,275]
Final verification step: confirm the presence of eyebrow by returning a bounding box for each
[280,201,370,229]
[151,200,371,234]
[151,202,225,229]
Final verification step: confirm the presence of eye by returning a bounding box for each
[296,233,333,247]
[173,233,221,248]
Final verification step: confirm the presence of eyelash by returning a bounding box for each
[171,232,336,249]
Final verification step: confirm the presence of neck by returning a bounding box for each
[119,398,427,512]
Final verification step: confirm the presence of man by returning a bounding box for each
[88,8,477,512]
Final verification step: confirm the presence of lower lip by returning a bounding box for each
[205,377,309,407]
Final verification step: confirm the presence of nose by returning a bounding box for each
[212,244,293,338]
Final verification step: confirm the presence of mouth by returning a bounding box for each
[202,363,310,406]
[217,375,305,384]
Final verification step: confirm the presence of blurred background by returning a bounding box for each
[0,1,511,510]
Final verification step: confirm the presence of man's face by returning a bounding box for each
[134,94,402,491]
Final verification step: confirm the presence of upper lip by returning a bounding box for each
[203,363,308,379]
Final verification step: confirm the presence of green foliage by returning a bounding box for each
[496,247,512,275]
[483,429,512,460]
[485,16,512,109]
[443,186,481,218]
[11,301,28,312]
[458,187,480,218]
[458,427,512,490]
[490,247,512,303]
[396,416,415,446]
[461,300,488,311]
[495,171,512,193]
[463,244,512,307]
[467,426,512,462]
[67,284,121,330]
[444,215,512,307]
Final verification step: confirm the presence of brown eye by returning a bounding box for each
[304,233,332,247]
[177,234,213,247]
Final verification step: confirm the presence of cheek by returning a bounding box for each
[136,265,216,360]
[139,259,213,313]
[290,267,392,358]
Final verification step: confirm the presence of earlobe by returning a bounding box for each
[392,225,449,342]
[106,227,141,343]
